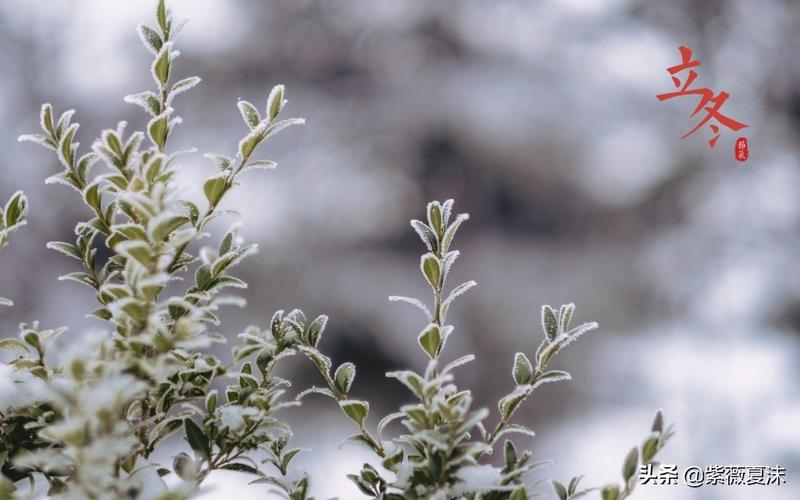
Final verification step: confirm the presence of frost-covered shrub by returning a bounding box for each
[1,2,672,499]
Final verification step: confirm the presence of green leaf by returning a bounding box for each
[0,338,29,353]
[641,435,659,463]
[601,484,620,500]
[203,174,228,207]
[148,113,169,150]
[340,400,369,426]
[238,124,265,158]
[334,362,356,395]
[205,390,218,414]
[4,191,28,227]
[41,103,54,134]
[510,488,528,500]
[267,84,285,120]
[420,253,441,290]
[512,352,533,385]
[532,369,571,388]
[0,298,13,307]
[184,418,210,460]
[306,315,327,347]
[195,265,213,290]
[551,481,568,500]
[498,387,528,420]
[622,447,639,482]
[137,24,162,54]
[156,0,169,35]
[171,76,201,96]
[237,100,261,129]
[152,42,171,88]
[504,440,518,470]
[220,462,259,474]
[150,215,188,241]
[47,241,82,260]
[542,305,559,341]
[427,201,443,235]
[242,159,277,173]
[417,323,440,360]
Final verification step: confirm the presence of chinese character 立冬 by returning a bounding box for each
[657,45,748,148]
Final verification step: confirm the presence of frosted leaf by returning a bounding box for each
[377,412,405,439]
[441,354,475,374]
[442,280,476,309]
[495,424,536,440]
[17,134,55,150]
[441,199,454,226]
[566,321,599,340]
[532,370,571,389]
[263,117,305,140]
[137,24,162,55]
[388,295,432,321]
[242,160,277,173]
[237,100,262,129]
[170,76,201,97]
[124,91,161,116]
[266,84,285,120]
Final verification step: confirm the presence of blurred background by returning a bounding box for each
[1,0,799,498]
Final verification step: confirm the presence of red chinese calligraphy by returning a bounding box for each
[657,45,748,152]
[735,137,749,162]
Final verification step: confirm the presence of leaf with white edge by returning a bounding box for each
[512,352,533,385]
[152,42,172,88]
[263,117,305,139]
[559,303,575,331]
[238,123,266,158]
[385,370,424,397]
[267,84,285,120]
[410,219,436,252]
[242,160,277,173]
[0,338,29,352]
[441,213,468,253]
[203,173,228,207]
[124,91,161,116]
[340,400,369,426]
[420,253,440,290]
[417,323,441,360]
[296,386,337,400]
[171,76,201,96]
[532,370,571,389]
[566,321,599,340]
[237,100,261,129]
[47,241,82,261]
[495,424,536,440]
[306,315,328,347]
[137,24,162,54]
[542,305,559,341]
[117,240,153,268]
[441,280,476,315]
[442,354,475,374]
[148,113,169,150]
[377,412,405,439]
[0,297,12,307]
[334,362,356,395]
[203,153,232,171]
[388,295,432,321]
[498,386,530,421]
